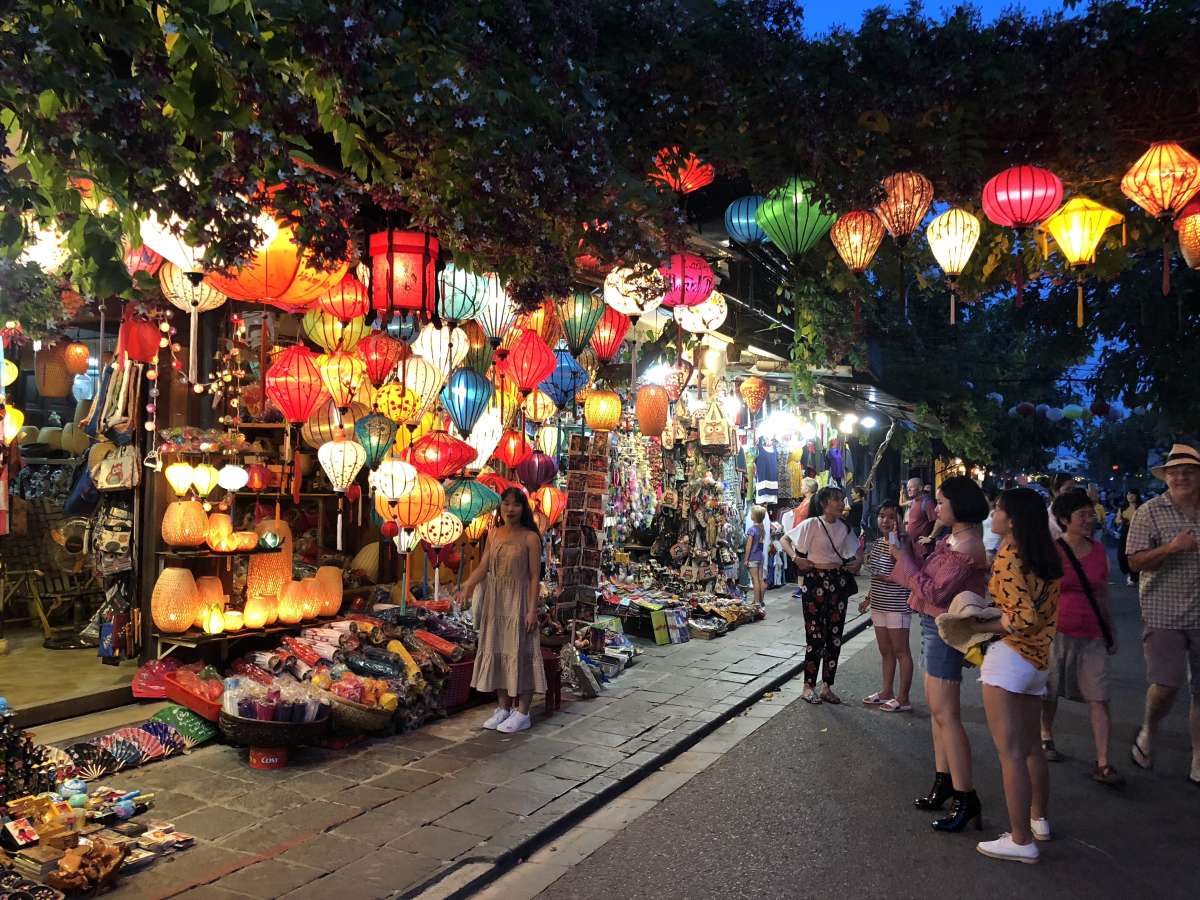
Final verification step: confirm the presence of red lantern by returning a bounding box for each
[830,210,886,273]
[663,362,693,402]
[317,274,370,322]
[204,218,350,308]
[265,345,329,423]
[500,330,556,396]
[589,305,630,363]
[410,431,478,480]
[494,430,533,469]
[115,305,161,364]
[358,331,410,386]
[477,472,510,496]
[982,165,1063,306]
[368,230,439,318]
[659,253,714,309]
[532,485,568,526]
[649,147,716,195]
[123,242,164,277]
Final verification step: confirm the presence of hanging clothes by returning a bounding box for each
[826,438,846,485]
[802,439,822,472]
[754,438,779,506]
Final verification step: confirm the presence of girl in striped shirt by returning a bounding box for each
[860,500,914,712]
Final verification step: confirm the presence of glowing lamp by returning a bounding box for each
[926,208,982,323]
[318,432,366,491]
[1121,142,1200,294]
[410,431,477,480]
[515,450,558,490]
[401,357,446,420]
[204,220,349,307]
[523,389,558,423]
[242,594,272,629]
[532,485,568,526]
[724,195,768,245]
[276,581,306,625]
[161,499,208,547]
[981,164,1064,304]
[465,514,491,542]
[205,513,234,552]
[164,462,196,497]
[412,322,468,370]
[200,604,226,636]
[1039,196,1125,327]
[2,359,17,387]
[438,263,482,323]
[391,472,445,528]
[355,413,399,468]
[755,178,835,258]
[315,566,344,616]
[441,367,494,437]
[602,265,665,321]
[190,463,220,498]
[584,389,622,433]
[589,305,631,363]
[477,472,510,496]
[445,478,501,523]
[673,291,727,334]
[302,310,367,353]
[159,261,226,320]
[460,320,493,375]
[458,404,505,471]
[368,230,439,318]
[635,385,670,437]
[535,425,563,458]
[317,350,366,409]
[1,406,24,444]
[1177,208,1200,269]
[739,376,768,415]
[150,568,200,634]
[659,253,715,310]
[649,147,716,194]
[474,274,517,347]
[555,291,606,355]
[358,331,409,386]
[317,274,370,322]
[830,210,886,273]
[375,383,422,424]
[299,577,322,620]
[507,298,562,351]
[500,331,556,395]
[874,171,934,244]
[418,510,463,548]
[539,351,588,409]
[371,458,419,500]
[217,464,249,493]
[265,346,329,423]
[302,399,344,449]
[139,212,206,275]
[63,341,91,376]
[494,430,534,470]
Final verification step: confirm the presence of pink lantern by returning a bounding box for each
[659,253,714,309]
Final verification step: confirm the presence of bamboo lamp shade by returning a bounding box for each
[161,499,208,547]
[63,341,91,376]
[542,349,589,405]
[584,389,623,433]
[151,568,200,634]
[242,594,273,629]
[276,581,306,625]
[205,513,234,551]
[635,384,670,437]
[1040,197,1124,267]
[246,519,293,609]
[194,576,226,629]
[393,409,441,454]
[315,566,344,617]
[299,576,323,620]
[35,343,72,397]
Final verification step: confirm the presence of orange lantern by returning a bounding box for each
[584,389,622,433]
[390,472,445,528]
[265,345,329,423]
[635,385,669,438]
[494,430,533,470]
[205,512,234,551]
[34,344,71,398]
[150,568,200,634]
[161,499,208,547]
[276,581,306,625]
[204,221,349,308]
[522,389,558,423]
[194,576,226,628]
[63,341,91,376]
[315,566,343,617]
[316,274,371,321]
[499,330,556,396]
[648,146,716,195]
[1120,142,1200,295]
[511,297,562,350]
[1177,203,1200,269]
[369,229,439,318]
[246,519,292,614]
[830,210,886,273]
[299,577,323,620]
[739,376,768,415]
[532,485,568,526]
[464,513,491,542]
[874,171,934,244]
[234,531,259,551]
[242,594,273,629]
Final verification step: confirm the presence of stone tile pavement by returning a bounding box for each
[92,588,865,899]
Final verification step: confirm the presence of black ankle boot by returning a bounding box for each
[913,772,953,810]
[932,789,982,832]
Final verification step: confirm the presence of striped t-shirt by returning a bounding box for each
[867,538,912,613]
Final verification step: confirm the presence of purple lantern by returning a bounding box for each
[515,451,559,490]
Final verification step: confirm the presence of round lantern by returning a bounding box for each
[190,463,220,498]
[150,568,200,634]
[400,357,446,420]
[438,263,482,323]
[465,514,491,543]
[555,291,606,355]
[391,472,445,528]
[164,462,195,497]
[522,389,558,423]
[63,341,91,376]
[584,389,622,433]
[649,147,715,194]
[204,220,349,308]
[1177,206,1200,269]
[589,305,631,363]
[369,229,439,318]
[357,331,408,386]
[460,320,493,375]
[494,430,534,470]
[276,581,306,625]
[318,432,367,492]
[371,458,419,500]
[532,485,568,527]
[2,359,17,387]
[659,253,715,310]
[412,322,468,370]
[302,399,344,449]
[1039,196,1124,327]
[441,367,494,437]
[507,298,562,352]
[445,478,501,524]
[603,265,665,321]
[265,346,329,423]
[755,178,836,259]
[500,330,556,396]
[317,350,366,409]
[635,385,670,437]
[410,431,477,480]
[926,208,982,324]
[874,171,935,244]
[541,350,589,406]
[302,310,367,353]
[1121,142,1200,295]
[205,513,234,551]
[982,164,1064,305]
[375,383,422,424]
[355,413,399,468]
[139,212,206,275]
[739,376,768,415]
[34,344,71,398]
[535,425,563,459]
[217,464,249,493]
[161,499,208,547]
[474,274,517,348]
[477,472,510,496]
[417,510,463,548]
[160,262,227,314]
[315,566,343,617]
[830,210,886,273]
[673,291,727,334]
[515,451,558,490]
[724,195,769,245]
[317,274,370,322]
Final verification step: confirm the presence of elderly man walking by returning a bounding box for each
[1127,443,1200,784]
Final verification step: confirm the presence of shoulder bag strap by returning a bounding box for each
[1056,538,1114,648]
[818,519,854,566]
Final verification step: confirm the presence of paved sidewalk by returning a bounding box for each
[93,587,853,899]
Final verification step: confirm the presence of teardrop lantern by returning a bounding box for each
[515,450,558,490]
[159,263,228,382]
[532,485,568,527]
[438,263,482,323]
[555,290,606,355]
[1039,196,1125,327]
[357,331,409,386]
[318,431,367,550]
[673,291,727,334]
[635,384,670,438]
[474,273,517,349]
[500,330,556,396]
[441,367,494,436]
[316,274,370,322]
[926,208,981,324]
[541,350,590,406]
[982,164,1063,305]
[1120,142,1200,295]
[589,305,631,363]
[354,412,400,468]
[494,430,534,470]
[755,178,835,260]
[444,478,501,524]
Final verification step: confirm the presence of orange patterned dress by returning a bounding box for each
[988,542,1060,669]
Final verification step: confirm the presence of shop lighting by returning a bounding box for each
[799,421,817,440]
[721,394,742,425]
[860,416,878,428]
[642,363,671,386]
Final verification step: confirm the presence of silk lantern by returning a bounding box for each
[159,262,228,382]
[494,430,533,469]
[509,298,562,351]
[523,389,557,423]
[394,409,442,454]
[1039,196,1125,327]
[926,208,981,324]
[417,511,462,602]
[445,478,501,523]
[603,264,665,322]
[369,229,439,318]
[663,361,693,402]
[500,330,556,396]
[217,464,249,493]
[465,514,490,542]
[0,407,21,445]
[441,367,493,436]
[659,253,714,310]
[459,404,504,471]
[649,147,715,194]
[981,164,1063,305]
[1120,142,1200,295]
[724,195,769,245]
[150,568,200,634]
[123,240,164,277]
[535,424,563,459]
[400,357,445,420]
[412,322,468,369]
[1177,203,1200,269]
[635,385,670,437]
[589,305,631,363]
[303,310,367,352]
[317,274,370,321]
[355,413,399,468]
[190,463,219,498]
[358,331,408,386]
[532,485,567,526]
[739,376,768,415]
[302,399,344,449]
[875,171,934,244]
[474,273,517,347]
[755,178,835,259]
[438,263,482,323]
[376,383,421,424]
[515,451,558,490]
[555,291,606,355]
[673,291,727,334]
[830,210,885,273]
[317,350,366,410]
[460,320,492,375]
[391,472,445,528]
[371,458,419,501]
[139,211,206,275]
[266,346,329,422]
[204,221,349,307]
[318,432,366,549]
[164,462,195,497]
[161,499,208,547]
[410,431,477,479]
[584,389,622,433]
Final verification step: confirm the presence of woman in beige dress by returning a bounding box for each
[453,488,545,733]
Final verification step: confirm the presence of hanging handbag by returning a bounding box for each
[63,456,101,516]
[699,399,730,449]
[89,439,141,491]
[1056,538,1114,649]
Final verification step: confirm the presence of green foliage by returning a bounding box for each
[0,260,66,338]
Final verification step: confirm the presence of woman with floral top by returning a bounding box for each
[966,488,1063,864]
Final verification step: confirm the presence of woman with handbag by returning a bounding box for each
[964,488,1062,864]
[886,476,990,831]
[1041,491,1122,785]
[782,486,863,704]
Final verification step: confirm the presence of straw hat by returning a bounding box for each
[936,591,1001,655]
[1151,443,1200,480]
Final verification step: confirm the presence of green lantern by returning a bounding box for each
[554,290,606,355]
[354,412,399,469]
[444,477,501,524]
[755,178,836,259]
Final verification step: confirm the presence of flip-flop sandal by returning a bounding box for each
[820,690,842,705]
[879,699,913,713]
[862,692,888,706]
[1131,736,1152,770]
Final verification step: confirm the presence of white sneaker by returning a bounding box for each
[1031,818,1052,841]
[482,707,512,730]
[977,833,1040,864]
[497,711,531,733]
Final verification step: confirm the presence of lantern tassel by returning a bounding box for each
[433,564,440,604]
[336,503,344,552]
[1076,279,1085,329]
[1162,223,1171,297]
[188,309,200,383]
[950,292,956,326]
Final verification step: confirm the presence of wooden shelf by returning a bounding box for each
[156,547,283,558]
[20,456,82,466]
[152,622,302,658]
[237,422,287,430]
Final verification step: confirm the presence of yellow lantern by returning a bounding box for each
[201,603,226,635]
[161,499,208,547]
[926,208,981,324]
[317,350,366,409]
[375,383,421,424]
[392,409,441,454]
[302,310,368,352]
[392,472,446,528]
[299,577,323,620]
[164,461,195,497]
[465,513,490,542]
[535,424,562,458]
[223,610,244,631]
[2,359,18,388]
[150,568,200,634]
[276,581,306,625]
[190,463,220,498]
[2,406,25,444]
[1040,197,1125,327]
[315,566,343,617]
[1178,213,1200,269]
[205,513,234,551]
[194,576,225,628]
[242,594,273,629]
[584,389,622,433]
[522,389,558,423]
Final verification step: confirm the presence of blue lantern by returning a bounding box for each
[724,195,769,245]
[386,315,420,342]
[441,367,493,436]
[354,413,399,468]
[540,350,588,406]
[438,263,482,323]
[444,478,501,524]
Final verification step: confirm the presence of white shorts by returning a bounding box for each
[872,611,912,630]
[980,640,1048,697]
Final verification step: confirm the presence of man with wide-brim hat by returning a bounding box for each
[1126,443,1200,784]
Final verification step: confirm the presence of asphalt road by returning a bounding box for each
[539,577,1199,900]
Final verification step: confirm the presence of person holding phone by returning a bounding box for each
[860,501,914,712]
[453,488,545,734]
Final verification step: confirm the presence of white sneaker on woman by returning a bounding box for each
[977,833,1039,864]
[482,707,512,730]
[1030,818,1052,841]
[497,711,532,733]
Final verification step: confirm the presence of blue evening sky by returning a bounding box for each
[800,0,1073,35]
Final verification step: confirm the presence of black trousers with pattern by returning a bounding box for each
[799,568,854,687]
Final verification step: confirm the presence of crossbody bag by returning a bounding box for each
[1056,538,1114,649]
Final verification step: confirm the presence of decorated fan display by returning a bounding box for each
[41,745,75,776]
[109,727,168,763]
[91,736,143,771]
[66,743,120,781]
[139,721,187,756]
[151,704,218,749]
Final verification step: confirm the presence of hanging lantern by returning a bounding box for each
[589,305,631,363]
[532,485,568,527]
[217,464,249,493]
[1121,142,1200,295]
[500,330,556,395]
[649,147,716,194]
[555,291,605,356]
[441,367,494,436]
[523,389,558,423]
[63,341,91,376]
[375,383,422,424]
[1177,202,1200,269]
[412,322,468,370]
[318,432,366,550]
[150,568,200,634]
[494,430,534,469]
[444,478,501,523]
[316,274,370,322]
[191,463,220,498]
[465,513,491,542]
[981,164,1064,306]
[508,298,562,351]
[874,171,935,244]
[394,409,443,454]
[477,472,510,496]
[739,376,768,415]
[159,260,227,325]
[139,212,206,275]
[755,178,836,259]
[410,431,477,480]
[1039,196,1125,327]
[659,253,715,310]
[400,357,446,420]
[535,424,563,459]
[663,361,693,402]
[371,458,419,501]
[724,195,769,245]
[460,320,492,375]
[635,385,670,437]
[355,413,399,468]
[418,510,463,547]
[34,344,71,398]
[317,350,366,409]
[926,208,982,324]
[315,566,343,617]
[515,451,558,490]
[356,331,408,386]
[474,273,517,348]
[164,462,195,497]
[438,263,482,323]
[830,210,886,273]
[0,406,22,445]
[391,472,445,528]
[2,359,17,388]
[205,220,349,308]
[602,265,665,322]
[458,404,505,471]
[302,398,344,449]
[673,291,727,334]
[302,310,367,353]
[161,499,208,547]
[265,346,329,422]
[584,389,622,433]
[367,230,439,318]
[123,240,164,277]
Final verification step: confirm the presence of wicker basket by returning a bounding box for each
[687,622,724,641]
[328,695,394,732]
[444,659,476,709]
[218,710,330,748]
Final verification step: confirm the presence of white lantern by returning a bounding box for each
[674,291,728,334]
[318,434,367,550]
[603,264,665,321]
[400,357,446,420]
[411,322,469,370]
[371,458,418,501]
[217,464,249,492]
[474,273,517,346]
